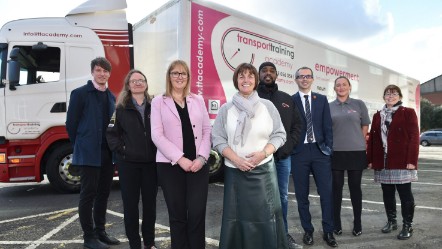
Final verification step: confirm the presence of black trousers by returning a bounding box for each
[78,148,114,239]
[332,170,363,230]
[119,161,158,249]
[157,162,209,249]
[381,183,414,215]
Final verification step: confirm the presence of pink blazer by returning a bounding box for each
[151,93,212,164]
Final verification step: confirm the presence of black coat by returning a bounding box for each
[257,82,303,160]
[106,99,157,163]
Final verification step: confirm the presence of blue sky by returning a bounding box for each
[1,0,441,82]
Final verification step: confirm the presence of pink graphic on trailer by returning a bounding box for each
[191,2,228,119]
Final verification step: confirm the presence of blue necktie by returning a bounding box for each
[304,95,314,143]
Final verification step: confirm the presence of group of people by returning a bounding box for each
[66,57,419,249]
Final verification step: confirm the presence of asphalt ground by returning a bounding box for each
[0,146,441,249]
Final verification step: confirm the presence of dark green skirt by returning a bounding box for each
[219,159,288,249]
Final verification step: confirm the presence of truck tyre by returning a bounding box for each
[46,143,81,193]
[420,140,430,147]
[208,149,224,183]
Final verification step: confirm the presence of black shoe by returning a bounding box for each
[303,232,314,245]
[97,231,120,245]
[352,229,362,236]
[83,238,110,249]
[382,220,398,233]
[397,223,413,240]
[333,229,342,235]
[323,232,338,247]
[287,234,303,249]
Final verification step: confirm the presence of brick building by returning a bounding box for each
[421,75,442,105]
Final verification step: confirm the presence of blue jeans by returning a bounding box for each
[275,156,291,233]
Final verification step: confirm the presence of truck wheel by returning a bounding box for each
[208,150,224,183]
[46,143,81,193]
[420,140,430,147]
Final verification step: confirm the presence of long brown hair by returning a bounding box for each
[116,69,151,108]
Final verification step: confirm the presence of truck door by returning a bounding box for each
[4,42,66,140]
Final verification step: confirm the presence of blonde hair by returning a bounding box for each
[165,60,191,97]
[116,69,151,108]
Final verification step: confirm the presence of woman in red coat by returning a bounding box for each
[367,84,419,240]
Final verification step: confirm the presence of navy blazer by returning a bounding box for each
[66,80,116,167]
[291,92,333,155]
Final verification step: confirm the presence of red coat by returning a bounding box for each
[367,106,419,170]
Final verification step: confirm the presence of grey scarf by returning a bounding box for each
[380,104,401,154]
[232,91,259,146]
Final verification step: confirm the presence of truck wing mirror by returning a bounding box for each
[7,47,20,90]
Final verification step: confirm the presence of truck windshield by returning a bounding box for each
[0,43,6,88]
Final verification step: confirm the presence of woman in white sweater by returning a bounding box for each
[212,63,288,249]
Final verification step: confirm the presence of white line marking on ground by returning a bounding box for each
[0,208,77,224]
[107,209,219,246]
[25,213,79,249]
[218,182,442,211]
[0,209,219,247]
[287,193,442,211]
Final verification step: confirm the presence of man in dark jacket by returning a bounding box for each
[257,62,303,249]
[66,57,120,249]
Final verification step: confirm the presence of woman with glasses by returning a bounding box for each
[151,60,212,249]
[367,84,419,240]
[329,76,370,237]
[106,69,158,249]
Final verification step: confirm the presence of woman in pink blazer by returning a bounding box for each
[151,60,211,249]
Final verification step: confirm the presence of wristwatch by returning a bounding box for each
[198,155,207,164]
[263,150,269,158]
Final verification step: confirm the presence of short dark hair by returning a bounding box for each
[91,57,112,72]
[334,76,351,86]
[233,63,259,90]
[383,84,403,98]
[295,66,313,78]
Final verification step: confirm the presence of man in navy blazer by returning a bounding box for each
[66,57,119,249]
[291,66,337,247]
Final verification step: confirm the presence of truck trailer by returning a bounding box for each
[0,0,420,192]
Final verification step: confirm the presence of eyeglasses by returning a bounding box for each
[296,75,313,79]
[384,92,399,97]
[129,79,146,84]
[170,72,188,78]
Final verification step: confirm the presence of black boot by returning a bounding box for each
[397,202,415,240]
[382,210,398,233]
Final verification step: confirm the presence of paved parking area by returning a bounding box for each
[0,146,441,249]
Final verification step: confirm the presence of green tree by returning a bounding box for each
[420,98,434,131]
[432,106,442,128]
